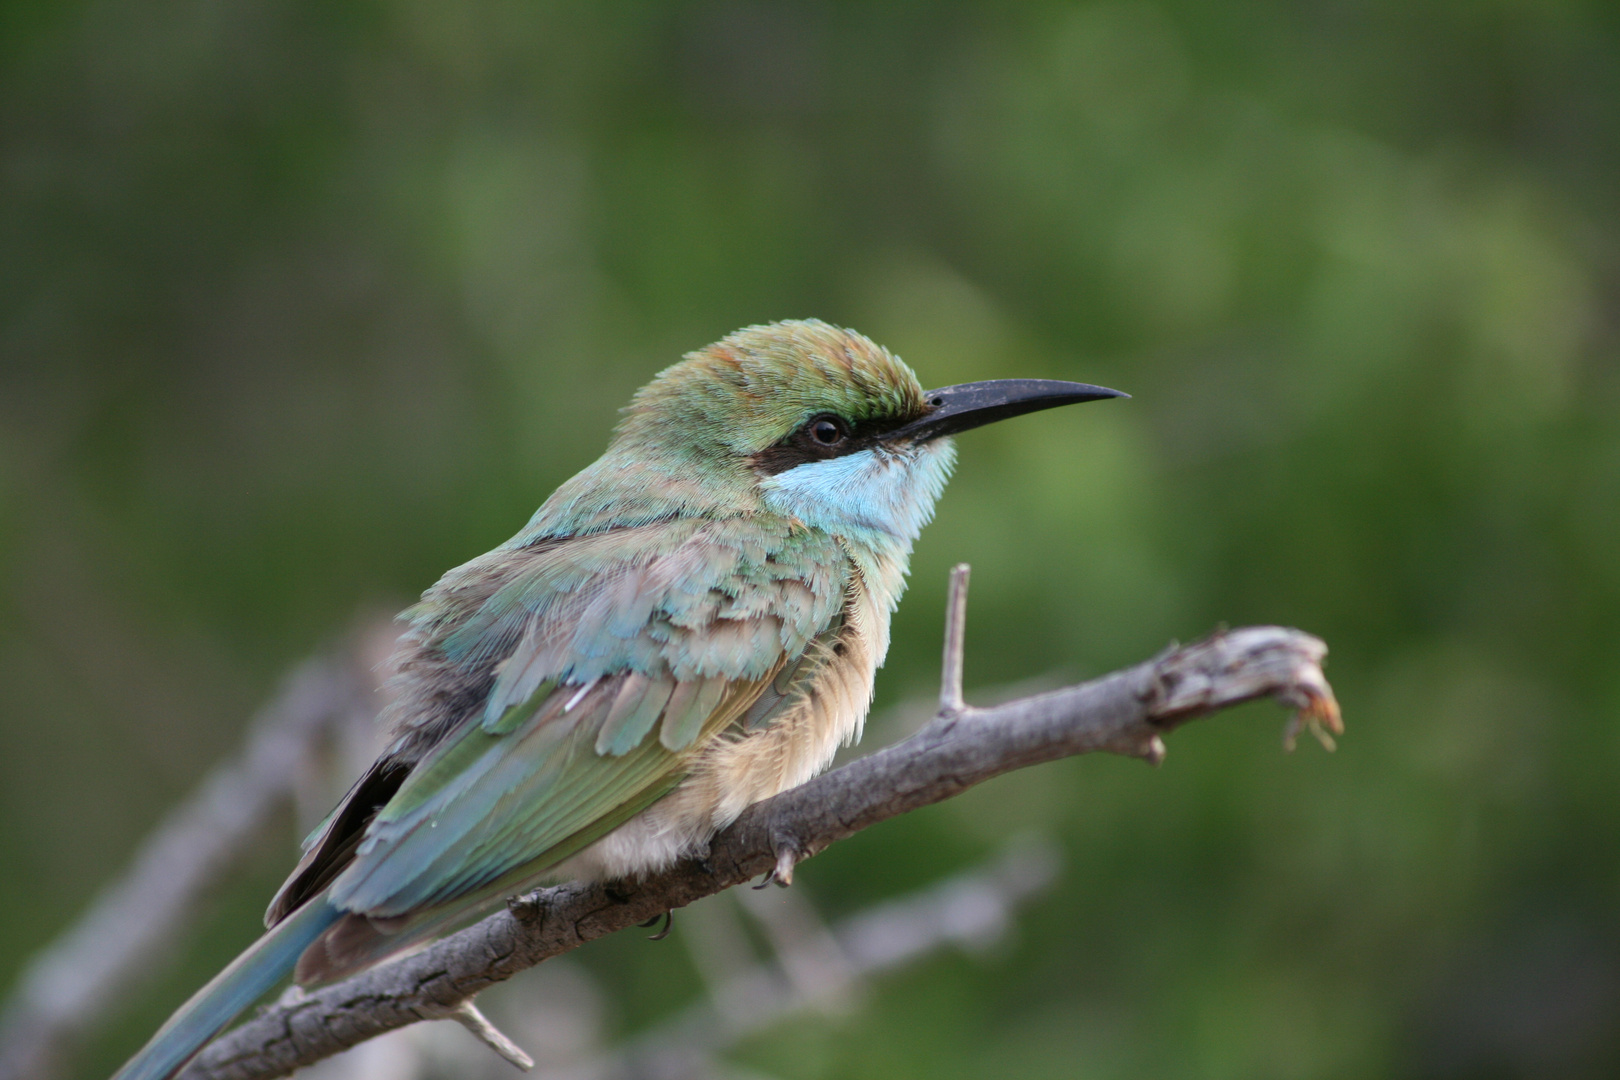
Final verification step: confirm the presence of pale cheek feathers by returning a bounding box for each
[758,442,957,543]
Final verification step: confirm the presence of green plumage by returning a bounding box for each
[116,318,1128,1080]
[325,513,836,922]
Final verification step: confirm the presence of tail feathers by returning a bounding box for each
[295,900,485,986]
[111,898,344,1080]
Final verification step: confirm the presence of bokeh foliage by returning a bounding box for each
[3,1,1619,1077]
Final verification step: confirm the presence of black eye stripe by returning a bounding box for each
[751,411,911,475]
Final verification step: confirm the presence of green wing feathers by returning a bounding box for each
[302,514,842,929]
[327,668,768,917]
[293,666,788,984]
[595,672,665,756]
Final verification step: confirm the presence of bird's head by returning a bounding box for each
[527,320,1124,545]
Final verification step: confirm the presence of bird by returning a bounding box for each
[111,319,1124,1080]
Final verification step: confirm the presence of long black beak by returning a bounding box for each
[883,379,1128,443]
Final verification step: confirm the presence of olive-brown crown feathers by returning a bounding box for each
[615,319,927,456]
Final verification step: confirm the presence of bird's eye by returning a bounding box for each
[808,416,847,446]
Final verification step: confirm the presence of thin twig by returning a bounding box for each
[176,620,1339,1080]
[938,564,970,716]
[449,1002,533,1072]
[593,836,1061,1080]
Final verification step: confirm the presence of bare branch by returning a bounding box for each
[0,628,391,1080]
[179,621,1340,1080]
[938,563,970,716]
[448,1003,533,1072]
[291,839,1059,1080]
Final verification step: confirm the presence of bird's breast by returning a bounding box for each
[554,567,889,882]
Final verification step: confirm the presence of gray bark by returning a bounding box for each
[180,623,1340,1080]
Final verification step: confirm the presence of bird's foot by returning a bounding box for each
[639,910,674,940]
[754,834,800,889]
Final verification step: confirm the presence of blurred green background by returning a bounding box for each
[3,1,1619,1077]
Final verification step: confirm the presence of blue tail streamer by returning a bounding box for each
[110,898,343,1080]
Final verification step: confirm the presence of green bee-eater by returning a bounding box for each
[112,319,1124,1080]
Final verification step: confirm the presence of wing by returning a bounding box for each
[270,514,847,948]
[328,668,771,917]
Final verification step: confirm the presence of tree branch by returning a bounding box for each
[179,620,1340,1080]
[0,645,385,1080]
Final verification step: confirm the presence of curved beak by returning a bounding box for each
[883,379,1128,443]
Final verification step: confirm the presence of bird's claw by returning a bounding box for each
[753,843,798,889]
[640,910,674,940]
